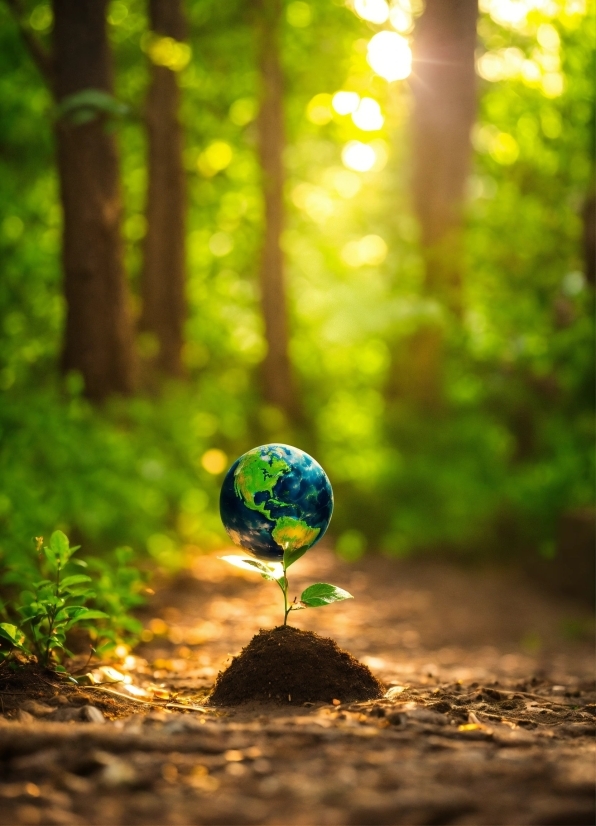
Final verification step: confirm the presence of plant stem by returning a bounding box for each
[282,561,291,626]
[44,561,61,666]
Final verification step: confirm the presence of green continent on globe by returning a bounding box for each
[271,516,320,552]
[233,447,290,519]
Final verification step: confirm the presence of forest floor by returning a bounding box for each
[0,549,594,826]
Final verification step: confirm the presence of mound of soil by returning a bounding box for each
[208,625,384,706]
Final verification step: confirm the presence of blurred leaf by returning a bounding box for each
[56,89,129,124]
[0,622,25,647]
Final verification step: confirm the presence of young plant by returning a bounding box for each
[85,546,146,657]
[0,531,108,669]
[220,544,352,626]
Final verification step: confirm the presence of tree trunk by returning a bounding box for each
[256,0,299,420]
[52,0,136,401]
[411,0,478,307]
[393,0,478,409]
[139,0,187,378]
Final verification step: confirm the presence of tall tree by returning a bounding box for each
[411,0,478,308]
[255,0,300,420]
[6,0,136,401]
[139,0,187,378]
[395,0,478,408]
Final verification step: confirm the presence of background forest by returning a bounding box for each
[0,0,593,589]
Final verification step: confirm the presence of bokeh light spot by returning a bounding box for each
[332,91,360,115]
[341,234,388,267]
[336,529,367,561]
[145,35,191,72]
[541,72,564,97]
[198,142,233,176]
[229,98,256,126]
[209,232,233,256]
[324,169,362,198]
[341,141,376,172]
[389,5,413,33]
[489,132,519,164]
[201,449,228,475]
[287,1,312,27]
[354,0,389,24]
[307,93,334,125]
[367,31,412,82]
[352,97,384,131]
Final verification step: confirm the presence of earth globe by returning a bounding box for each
[220,443,333,561]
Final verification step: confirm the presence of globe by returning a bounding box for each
[219,443,333,561]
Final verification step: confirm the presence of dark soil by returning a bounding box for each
[207,625,385,705]
[0,661,143,721]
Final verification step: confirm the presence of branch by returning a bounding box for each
[4,0,54,89]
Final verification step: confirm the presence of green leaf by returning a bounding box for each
[19,590,37,605]
[70,559,88,568]
[283,545,309,569]
[0,623,25,648]
[49,530,71,565]
[65,609,109,630]
[59,575,92,590]
[48,638,65,650]
[64,588,95,599]
[56,89,130,124]
[18,604,44,621]
[219,555,283,580]
[299,583,353,608]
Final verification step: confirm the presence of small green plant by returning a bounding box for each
[86,547,146,656]
[220,547,353,626]
[0,531,109,669]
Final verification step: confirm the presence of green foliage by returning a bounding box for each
[85,547,146,657]
[219,553,352,625]
[0,531,144,668]
[0,0,592,583]
[0,531,107,668]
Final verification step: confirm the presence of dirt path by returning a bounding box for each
[0,550,594,825]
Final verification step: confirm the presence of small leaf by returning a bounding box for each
[48,638,65,650]
[49,530,70,565]
[219,555,283,580]
[18,604,43,620]
[0,623,25,648]
[33,579,54,589]
[59,574,92,590]
[70,558,88,568]
[55,89,129,123]
[283,545,309,570]
[65,609,109,630]
[64,588,96,599]
[299,583,353,608]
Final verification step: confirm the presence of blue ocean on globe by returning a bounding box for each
[219,443,333,561]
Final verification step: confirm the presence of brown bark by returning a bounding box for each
[582,193,595,287]
[139,0,187,377]
[52,0,136,400]
[393,0,478,410]
[410,0,478,307]
[256,0,299,420]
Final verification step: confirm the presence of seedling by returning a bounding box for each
[0,531,108,669]
[220,547,352,626]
